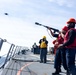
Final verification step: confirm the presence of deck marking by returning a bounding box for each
[17,62,33,75]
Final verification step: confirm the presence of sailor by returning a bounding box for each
[50,26,68,75]
[39,36,48,63]
[32,42,37,54]
[59,18,76,75]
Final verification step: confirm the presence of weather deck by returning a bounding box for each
[0,51,69,75]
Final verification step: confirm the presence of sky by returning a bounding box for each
[0,0,76,53]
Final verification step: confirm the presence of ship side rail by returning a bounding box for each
[0,38,28,69]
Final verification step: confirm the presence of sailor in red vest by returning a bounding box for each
[58,18,76,75]
[52,39,58,55]
[51,26,68,75]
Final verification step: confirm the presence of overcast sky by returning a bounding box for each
[0,0,76,50]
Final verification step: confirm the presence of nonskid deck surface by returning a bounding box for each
[0,51,75,75]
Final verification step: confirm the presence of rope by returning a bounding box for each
[46,29,54,40]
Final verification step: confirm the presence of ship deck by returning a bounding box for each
[0,51,70,75]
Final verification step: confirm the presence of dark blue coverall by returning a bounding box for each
[62,29,76,75]
[53,34,67,73]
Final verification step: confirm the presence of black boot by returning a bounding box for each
[58,68,61,72]
[66,70,70,75]
[40,60,43,63]
[52,69,59,75]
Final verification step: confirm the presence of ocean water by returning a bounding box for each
[0,56,6,67]
[0,57,6,75]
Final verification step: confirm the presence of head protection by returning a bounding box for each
[43,36,46,39]
[67,18,76,24]
[62,26,68,32]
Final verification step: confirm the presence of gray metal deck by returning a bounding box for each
[0,51,68,75]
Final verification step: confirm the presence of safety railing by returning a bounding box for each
[0,38,28,69]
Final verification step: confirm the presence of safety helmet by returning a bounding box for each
[62,26,68,32]
[43,36,46,39]
[67,18,76,24]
